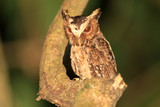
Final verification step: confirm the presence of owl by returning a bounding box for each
[62,8,117,80]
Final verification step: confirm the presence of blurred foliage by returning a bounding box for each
[0,0,160,107]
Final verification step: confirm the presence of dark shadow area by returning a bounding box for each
[63,43,79,80]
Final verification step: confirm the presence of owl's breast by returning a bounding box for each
[70,37,117,79]
[70,46,92,79]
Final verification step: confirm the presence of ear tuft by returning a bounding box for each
[62,9,70,20]
[89,8,102,20]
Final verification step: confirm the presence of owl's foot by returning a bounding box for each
[73,78,80,81]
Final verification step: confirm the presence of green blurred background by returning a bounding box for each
[0,0,160,107]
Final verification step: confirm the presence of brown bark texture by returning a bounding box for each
[36,0,127,106]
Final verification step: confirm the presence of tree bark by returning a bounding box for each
[36,0,127,106]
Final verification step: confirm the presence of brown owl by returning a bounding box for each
[62,8,117,80]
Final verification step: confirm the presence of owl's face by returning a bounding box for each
[62,8,101,45]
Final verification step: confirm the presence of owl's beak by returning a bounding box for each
[72,31,82,38]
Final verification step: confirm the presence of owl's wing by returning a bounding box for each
[88,37,117,79]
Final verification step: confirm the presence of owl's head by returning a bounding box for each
[62,8,101,44]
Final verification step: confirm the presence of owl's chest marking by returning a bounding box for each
[70,37,117,79]
[71,46,92,79]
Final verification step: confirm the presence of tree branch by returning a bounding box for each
[36,0,127,106]
[0,38,13,107]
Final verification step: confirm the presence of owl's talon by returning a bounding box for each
[73,78,80,81]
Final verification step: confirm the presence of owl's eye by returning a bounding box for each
[67,27,72,33]
[84,26,91,33]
